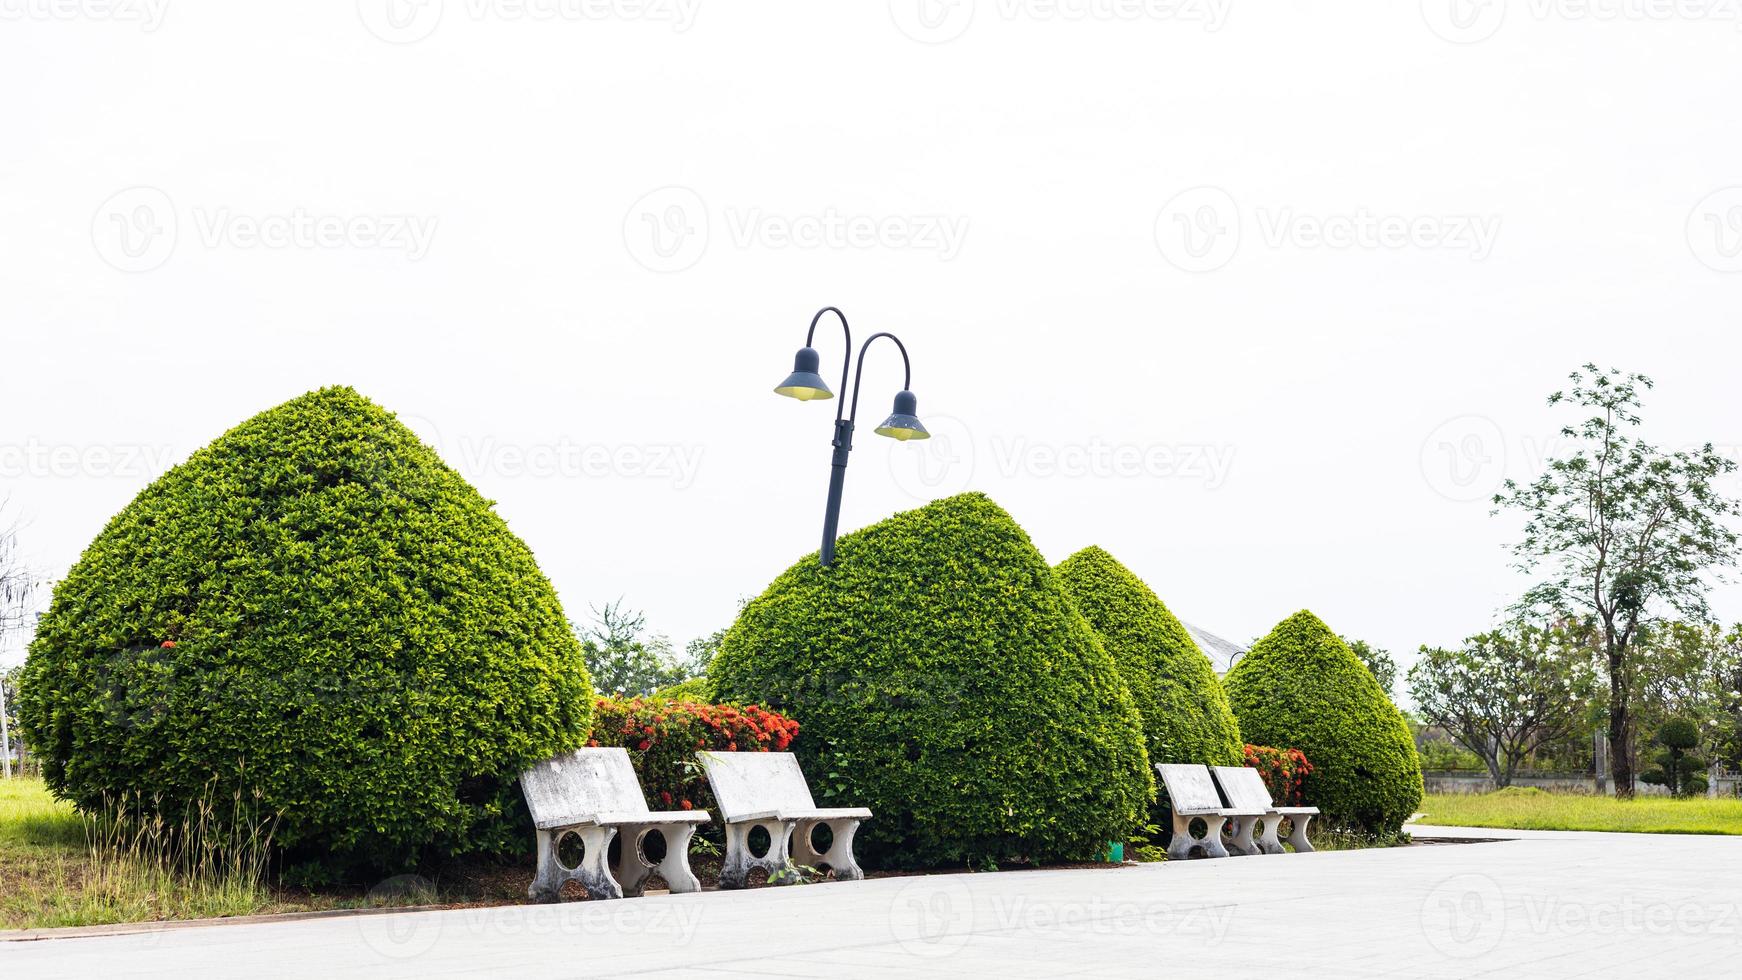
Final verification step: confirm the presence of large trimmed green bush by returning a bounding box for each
[18,386,593,875]
[1055,546,1243,769]
[1222,611,1422,833]
[710,493,1152,868]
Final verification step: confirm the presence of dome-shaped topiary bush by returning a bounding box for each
[18,386,593,875]
[710,492,1152,868]
[1055,546,1243,769]
[1221,611,1422,834]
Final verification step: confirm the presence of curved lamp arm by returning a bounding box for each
[805,306,853,422]
[848,332,913,424]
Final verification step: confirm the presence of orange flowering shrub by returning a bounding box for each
[588,696,799,813]
[1243,744,1313,806]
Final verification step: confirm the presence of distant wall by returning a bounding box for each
[1422,771,1742,797]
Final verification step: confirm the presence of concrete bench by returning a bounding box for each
[1155,763,1263,859]
[698,751,871,888]
[1212,765,1319,855]
[520,747,710,901]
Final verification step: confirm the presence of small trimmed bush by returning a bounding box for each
[18,386,593,875]
[588,696,799,815]
[1055,546,1243,768]
[1242,745,1313,807]
[710,492,1152,868]
[1222,611,1423,833]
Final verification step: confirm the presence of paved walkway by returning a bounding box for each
[4,824,1738,978]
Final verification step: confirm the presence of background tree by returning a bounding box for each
[1408,623,1595,788]
[1640,718,1705,797]
[1342,636,1399,699]
[1631,621,1742,792]
[1493,365,1740,797]
[574,599,720,697]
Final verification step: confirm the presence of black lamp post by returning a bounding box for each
[774,306,930,567]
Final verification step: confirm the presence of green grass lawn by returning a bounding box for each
[1420,787,1742,835]
[0,777,528,931]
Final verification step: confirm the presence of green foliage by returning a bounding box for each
[710,492,1152,868]
[1408,622,1594,788]
[17,386,593,875]
[1416,740,1486,772]
[1223,611,1423,834]
[1341,637,1399,698]
[1054,546,1242,768]
[575,600,719,697]
[1643,718,1707,797]
[1494,365,1740,796]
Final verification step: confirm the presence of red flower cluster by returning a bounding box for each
[1243,744,1314,807]
[588,696,801,816]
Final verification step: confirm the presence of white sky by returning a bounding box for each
[4,2,1742,681]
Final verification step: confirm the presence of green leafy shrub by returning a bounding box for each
[1055,546,1243,768]
[709,492,1152,868]
[17,386,593,876]
[588,696,798,817]
[1222,611,1423,834]
[1641,718,1706,797]
[1242,745,1313,806]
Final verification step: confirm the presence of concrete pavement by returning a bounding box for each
[3,823,1738,978]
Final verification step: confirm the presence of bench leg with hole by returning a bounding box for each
[719,818,796,889]
[1227,814,1263,856]
[1286,814,1315,853]
[1255,814,1286,855]
[792,818,865,881]
[1168,813,1230,860]
[530,825,622,902]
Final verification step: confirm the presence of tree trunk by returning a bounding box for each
[1606,638,1634,798]
[1485,751,1509,789]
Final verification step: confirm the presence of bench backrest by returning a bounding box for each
[698,751,816,822]
[1156,763,1224,812]
[1211,766,1277,811]
[521,747,649,830]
